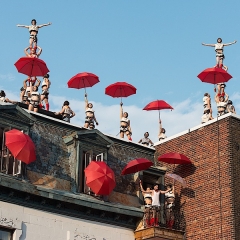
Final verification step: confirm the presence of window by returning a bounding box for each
[0,126,23,177]
[81,151,104,194]
[0,226,14,240]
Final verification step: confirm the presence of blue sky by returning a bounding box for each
[0,1,240,142]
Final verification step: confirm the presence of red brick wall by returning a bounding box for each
[155,117,235,240]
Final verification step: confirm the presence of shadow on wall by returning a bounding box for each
[173,163,196,178]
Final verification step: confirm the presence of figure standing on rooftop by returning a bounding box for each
[215,93,229,116]
[138,132,154,147]
[203,93,213,119]
[55,101,75,123]
[158,120,166,141]
[202,38,237,69]
[84,93,98,129]
[120,102,132,141]
[28,81,40,112]
[17,19,52,48]
[24,46,42,58]
[226,100,236,114]
[40,74,51,111]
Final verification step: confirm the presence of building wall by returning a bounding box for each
[154,117,235,239]
[0,201,134,240]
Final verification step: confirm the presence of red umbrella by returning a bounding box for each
[158,152,191,165]
[84,161,116,195]
[105,82,136,102]
[121,158,153,175]
[197,67,232,84]
[14,57,49,77]
[143,100,173,120]
[5,129,36,164]
[67,72,99,93]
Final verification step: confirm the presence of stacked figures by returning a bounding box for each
[198,38,237,123]
[15,19,51,112]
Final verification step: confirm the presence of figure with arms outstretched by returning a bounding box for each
[17,19,51,48]
[202,38,237,69]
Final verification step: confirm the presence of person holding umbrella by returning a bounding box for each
[158,120,167,141]
[215,93,229,116]
[84,93,98,129]
[24,46,42,58]
[17,19,52,48]
[120,102,132,141]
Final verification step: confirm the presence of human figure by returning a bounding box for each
[138,132,154,147]
[203,93,213,119]
[165,183,175,229]
[24,46,42,58]
[158,120,167,141]
[55,101,75,123]
[215,93,229,116]
[215,83,226,97]
[201,109,213,124]
[226,100,236,114]
[120,102,132,141]
[40,74,51,110]
[0,90,16,104]
[139,180,153,228]
[142,183,170,227]
[28,82,40,112]
[202,38,237,68]
[84,93,98,129]
[21,77,41,104]
[17,19,52,48]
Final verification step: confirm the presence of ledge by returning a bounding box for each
[0,173,143,229]
[135,226,185,240]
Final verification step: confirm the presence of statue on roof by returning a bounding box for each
[17,19,52,48]
[202,38,237,71]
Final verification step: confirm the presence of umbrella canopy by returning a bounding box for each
[5,129,36,164]
[121,158,153,175]
[166,173,187,187]
[105,82,137,100]
[143,100,173,111]
[67,72,99,90]
[158,152,191,165]
[197,67,232,84]
[84,161,116,195]
[14,57,49,77]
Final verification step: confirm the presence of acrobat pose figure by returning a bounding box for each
[84,93,98,129]
[202,38,237,70]
[40,74,51,111]
[17,19,52,48]
[120,102,132,141]
[24,46,42,58]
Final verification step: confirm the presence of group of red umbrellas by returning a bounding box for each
[84,152,191,196]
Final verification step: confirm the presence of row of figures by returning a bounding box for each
[201,38,237,124]
[202,84,236,124]
[16,19,52,112]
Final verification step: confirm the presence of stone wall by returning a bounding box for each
[154,117,235,239]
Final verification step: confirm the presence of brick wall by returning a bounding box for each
[155,117,235,240]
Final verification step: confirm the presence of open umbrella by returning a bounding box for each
[166,173,187,187]
[158,152,191,165]
[14,57,49,77]
[5,129,36,164]
[67,72,99,93]
[84,161,116,195]
[143,100,173,120]
[121,158,153,175]
[105,82,136,103]
[197,67,232,84]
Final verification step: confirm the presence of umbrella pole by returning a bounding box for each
[158,110,161,121]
